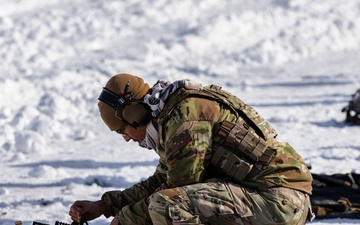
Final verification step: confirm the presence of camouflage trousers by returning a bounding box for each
[146,178,313,225]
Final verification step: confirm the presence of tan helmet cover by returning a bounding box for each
[98,74,150,131]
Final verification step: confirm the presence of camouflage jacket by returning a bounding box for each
[101,85,313,218]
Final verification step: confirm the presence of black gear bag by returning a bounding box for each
[342,89,360,125]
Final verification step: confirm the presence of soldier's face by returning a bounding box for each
[120,124,147,143]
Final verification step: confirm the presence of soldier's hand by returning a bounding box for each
[69,200,105,223]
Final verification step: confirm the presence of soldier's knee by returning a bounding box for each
[148,191,169,224]
[148,189,187,215]
[148,189,202,224]
[148,191,167,212]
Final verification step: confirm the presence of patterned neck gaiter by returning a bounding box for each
[139,79,202,151]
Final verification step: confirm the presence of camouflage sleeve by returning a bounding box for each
[101,163,166,217]
[163,120,213,187]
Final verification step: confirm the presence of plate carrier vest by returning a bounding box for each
[157,84,279,183]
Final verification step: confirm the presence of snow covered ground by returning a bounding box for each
[0,0,359,224]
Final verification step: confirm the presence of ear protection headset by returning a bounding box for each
[98,80,152,128]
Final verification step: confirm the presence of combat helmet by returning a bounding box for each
[98,74,152,131]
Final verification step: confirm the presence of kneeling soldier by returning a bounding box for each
[69,73,314,225]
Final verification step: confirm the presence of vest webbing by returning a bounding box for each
[214,120,276,182]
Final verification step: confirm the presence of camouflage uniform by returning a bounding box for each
[102,85,313,225]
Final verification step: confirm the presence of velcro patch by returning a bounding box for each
[168,130,193,152]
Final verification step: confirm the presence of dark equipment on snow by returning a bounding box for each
[342,89,360,125]
[311,172,360,220]
[16,219,89,225]
[32,221,88,225]
[32,222,76,225]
